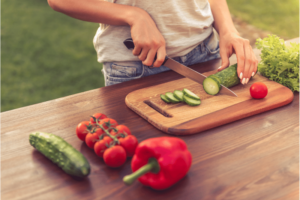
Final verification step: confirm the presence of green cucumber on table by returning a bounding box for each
[29,132,90,178]
[203,64,240,95]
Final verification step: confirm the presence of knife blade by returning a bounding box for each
[123,38,237,97]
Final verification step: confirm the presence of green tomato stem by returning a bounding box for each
[96,120,119,145]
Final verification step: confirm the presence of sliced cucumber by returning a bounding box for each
[160,89,201,106]
[173,90,184,102]
[160,94,171,103]
[182,88,200,100]
[183,95,201,106]
[203,77,221,95]
[165,92,181,103]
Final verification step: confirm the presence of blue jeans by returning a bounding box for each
[102,32,220,86]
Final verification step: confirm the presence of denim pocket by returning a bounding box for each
[102,61,145,86]
[111,63,137,78]
[205,43,220,55]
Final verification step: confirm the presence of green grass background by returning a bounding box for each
[227,0,299,39]
[1,0,102,112]
[1,0,299,112]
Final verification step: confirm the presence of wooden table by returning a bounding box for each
[2,38,299,200]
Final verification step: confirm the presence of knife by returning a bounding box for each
[123,38,237,97]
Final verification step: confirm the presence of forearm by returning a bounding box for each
[208,0,239,36]
[48,0,167,67]
[47,0,144,26]
[209,0,257,84]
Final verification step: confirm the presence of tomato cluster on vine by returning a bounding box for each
[76,113,138,168]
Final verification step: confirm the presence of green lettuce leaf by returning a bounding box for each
[255,35,299,92]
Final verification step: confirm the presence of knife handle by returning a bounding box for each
[123,38,168,66]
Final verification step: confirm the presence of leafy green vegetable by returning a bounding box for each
[255,35,299,92]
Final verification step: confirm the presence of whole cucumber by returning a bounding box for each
[29,132,90,178]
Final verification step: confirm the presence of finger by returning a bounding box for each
[138,46,150,62]
[132,44,142,56]
[233,42,246,84]
[153,47,166,67]
[248,51,258,81]
[142,47,157,66]
[218,48,230,71]
[243,43,253,84]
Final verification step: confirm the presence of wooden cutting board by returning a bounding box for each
[125,70,294,135]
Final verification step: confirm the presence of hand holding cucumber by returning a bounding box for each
[218,32,258,85]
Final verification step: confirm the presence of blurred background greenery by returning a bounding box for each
[228,0,299,39]
[1,0,299,112]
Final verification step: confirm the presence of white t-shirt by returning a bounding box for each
[93,0,214,63]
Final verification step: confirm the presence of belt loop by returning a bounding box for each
[201,42,206,53]
[180,55,187,63]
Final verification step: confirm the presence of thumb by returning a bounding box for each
[218,50,230,71]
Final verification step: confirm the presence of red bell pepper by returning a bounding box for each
[123,137,192,190]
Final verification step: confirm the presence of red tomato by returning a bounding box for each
[90,113,107,124]
[119,135,138,157]
[85,129,104,149]
[99,118,118,130]
[103,145,127,168]
[94,127,105,136]
[110,125,131,138]
[76,121,92,141]
[94,136,113,157]
[250,82,268,99]
[85,133,100,149]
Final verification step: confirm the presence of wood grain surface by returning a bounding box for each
[125,71,294,135]
[1,38,299,200]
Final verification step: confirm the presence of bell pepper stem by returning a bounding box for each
[123,158,160,185]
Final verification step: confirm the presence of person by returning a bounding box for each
[47,0,258,86]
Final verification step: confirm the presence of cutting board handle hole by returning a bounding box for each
[144,100,173,118]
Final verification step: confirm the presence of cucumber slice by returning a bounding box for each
[160,94,171,103]
[208,75,221,90]
[203,77,220,95]
[173,90,184,102]
[182,88,200,100]
[165,92,181,103]
[183,95,201,106]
